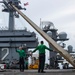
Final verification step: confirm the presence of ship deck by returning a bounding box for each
[0,69,75,75]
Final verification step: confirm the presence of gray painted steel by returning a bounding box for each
[0,0,38,68]
[0,30,38,62]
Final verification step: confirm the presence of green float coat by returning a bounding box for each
[16,50,26,58]
[32,44,53,54]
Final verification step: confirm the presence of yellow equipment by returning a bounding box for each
[28,57,39,69]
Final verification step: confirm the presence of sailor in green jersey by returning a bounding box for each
[16,46,26,72]
[32,41,53,73]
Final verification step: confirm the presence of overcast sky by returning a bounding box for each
[0,0,75,63]
[21,0,75,49]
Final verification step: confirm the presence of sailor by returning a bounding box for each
[32,41,53,73]
[16,46,26,72]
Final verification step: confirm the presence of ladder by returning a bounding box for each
[11,4,75,67]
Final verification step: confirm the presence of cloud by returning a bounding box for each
[0,19,3,24]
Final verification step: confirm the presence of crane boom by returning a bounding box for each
[11,4,75,67]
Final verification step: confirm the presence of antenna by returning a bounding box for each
[40,18,41,29]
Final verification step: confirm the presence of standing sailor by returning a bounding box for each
[32,41,53,73]
[16,46,26,72]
